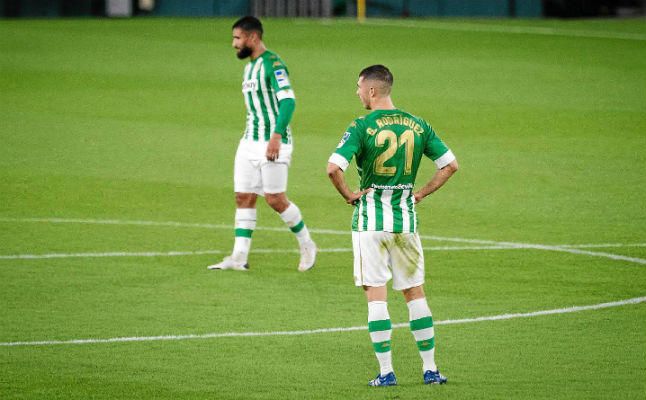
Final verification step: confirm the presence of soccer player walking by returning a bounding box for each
[208,16,316,272]
[327,65,458,386]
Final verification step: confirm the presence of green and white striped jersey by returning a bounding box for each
[241,50,294,144]
[329,109,455,233]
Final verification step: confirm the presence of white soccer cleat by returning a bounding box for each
[298,240,317,272]
[207,256,249,271]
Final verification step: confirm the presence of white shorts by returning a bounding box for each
[233,139,293,196]
[352,231,425,291]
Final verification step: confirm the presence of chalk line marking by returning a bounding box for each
[0,217,241,232]
[0,217,644,347]
[2,244,646,260]
[1,217,645,264]
[0,250,223,260]
[422,235,646,265]
[0,217,346,235]
[0,245,520,260]
[1,296,643,347]
[558,243,646,249]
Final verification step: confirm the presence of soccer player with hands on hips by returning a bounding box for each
[208,16,316,272]
[327,65,458,386]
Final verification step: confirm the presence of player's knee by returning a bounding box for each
[265,193,288,212]
[235,192,256,208]
[402,285,425,301]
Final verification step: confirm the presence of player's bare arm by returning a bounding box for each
[327,162,370,205]
[413,159,459,204]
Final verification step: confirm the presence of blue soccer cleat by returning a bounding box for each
[423,369,448,385]
[368,371,397,387]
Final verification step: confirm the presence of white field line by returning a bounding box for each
[0,250,223,260]
[1,296,643,347]
[4,244,646,260]
[421,235,646,265]
[0,217,242,232]
[431,296,646,326]
[558,243,646,249]
[1,217,645,264]
[490,242,646,264]
[0,216,337,235]
[359,19,646,42]
[0,245,519,260]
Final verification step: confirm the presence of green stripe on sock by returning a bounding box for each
[290,220,305,233]
[410,316,433,331]
[234,228,253,238]
[372,340,391,353]
[416,337,435,351]
[368,319,392,332]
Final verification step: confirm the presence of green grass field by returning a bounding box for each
[1,17,645,399]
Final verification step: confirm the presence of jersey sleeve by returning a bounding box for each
[423,122,456,169]
[328,120,363,171]
[267,56,295,101]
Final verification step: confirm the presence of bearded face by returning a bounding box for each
[236,46,253,60]
[232,28,257,60]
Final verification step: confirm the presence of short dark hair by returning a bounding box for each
[359,65,393,87]
[232,16,263,38]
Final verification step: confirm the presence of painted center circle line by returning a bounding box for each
[0,216,644,347]
[1,296,643,347]
[1,217,645,264]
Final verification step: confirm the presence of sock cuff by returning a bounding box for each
[368,301,389,322]
[407,298,431,321]
[279,202,298,217]
[279,202,301,225]
[235,208,257,220]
